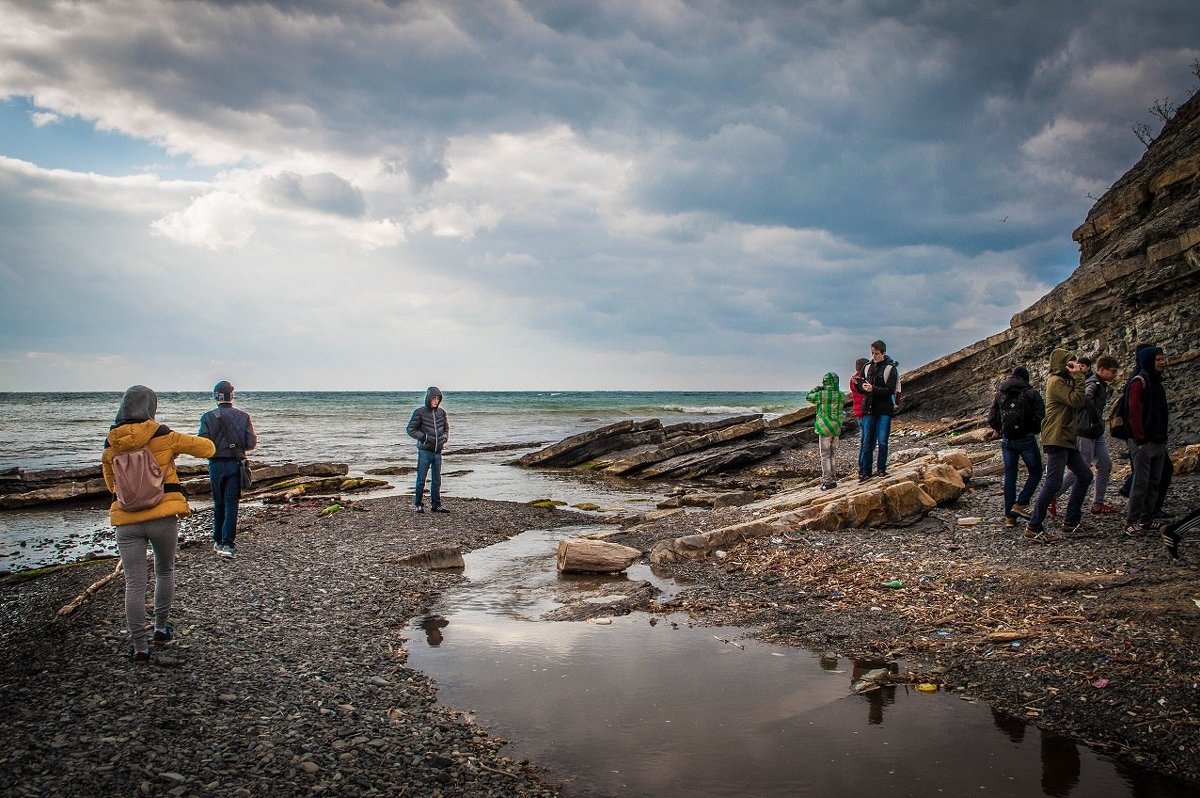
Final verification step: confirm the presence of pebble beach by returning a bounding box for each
[3,424,1199,795]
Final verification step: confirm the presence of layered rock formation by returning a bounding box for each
[901,92,1200,441]
[513,408,818,481]
[0,461,380,509]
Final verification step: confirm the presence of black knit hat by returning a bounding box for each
[214,380,235,403]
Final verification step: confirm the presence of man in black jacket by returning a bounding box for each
[406,386,450,513]
[851,340,900,480]
[987,366,1045,526]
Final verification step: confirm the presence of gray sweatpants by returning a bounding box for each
[115,516,179,651]
[818,435,837,484]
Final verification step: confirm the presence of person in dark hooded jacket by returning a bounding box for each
[1124,345,1170,536]
[987,366,1045,526]
[1117,343,1174,521]
[406,386,450,513]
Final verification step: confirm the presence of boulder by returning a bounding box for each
[556,539,643,574]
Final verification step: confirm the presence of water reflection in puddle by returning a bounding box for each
[406,527,1194,797]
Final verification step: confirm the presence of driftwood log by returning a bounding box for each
[57,560,122,617]
[388,546,466,570]
[556,539,642,574]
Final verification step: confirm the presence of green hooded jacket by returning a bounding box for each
[1040,348,1087,448]
[806,372,846,437]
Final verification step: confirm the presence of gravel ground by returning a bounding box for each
[3,423,1198,794]
[0,497,589,797]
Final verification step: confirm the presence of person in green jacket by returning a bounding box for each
[1025,349,1092,542]
[807,372,846,490]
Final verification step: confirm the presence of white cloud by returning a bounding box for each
[151,191,257,250]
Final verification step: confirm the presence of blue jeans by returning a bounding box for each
[209,458,242,547]
[415,449,442,508]
[1001,435,1043,517]
[858,414,892,477]
[1031,445,1092,529]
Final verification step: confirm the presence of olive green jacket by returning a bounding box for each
[1039,348,1087,449]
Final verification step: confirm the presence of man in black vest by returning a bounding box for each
[852,340,900,480]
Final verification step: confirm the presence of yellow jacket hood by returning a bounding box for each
[107,419,160,453]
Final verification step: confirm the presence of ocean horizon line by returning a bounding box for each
[0,388,808,395]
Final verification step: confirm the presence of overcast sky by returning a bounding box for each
[1,0,1197,392]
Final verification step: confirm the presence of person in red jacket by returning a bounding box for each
[849,358,868,419]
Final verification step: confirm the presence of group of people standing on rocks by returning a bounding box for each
[100,381,448,662]
[987,344,1181,558]
[806,339,901,490]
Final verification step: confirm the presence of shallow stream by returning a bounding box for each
[406,526,1194,797]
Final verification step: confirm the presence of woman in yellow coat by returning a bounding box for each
[101,385,215,662]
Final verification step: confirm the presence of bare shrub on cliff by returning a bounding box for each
[1132,122,1154,148]
[1150,97,1177,123]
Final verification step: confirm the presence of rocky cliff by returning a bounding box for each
[901,92,1200,441]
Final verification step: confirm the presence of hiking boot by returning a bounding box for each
[1004,516,1017,528]
[153,624,175,645]
[1161,525,1182,559]
[878,470,888,478]
[413,505,425,514]
[1009,503,1032,520]
[1123,522,1145,538]
[431,506,450,514]
[1047,499,1058,518]
[130,648,152,664]
[1090,503,1121,515]
[1023,526,1063,544]
[820,481,837,491]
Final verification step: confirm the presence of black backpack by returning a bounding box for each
[999,387,1031,438]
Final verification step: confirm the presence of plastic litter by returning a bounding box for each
[916,683,938,692]
[880,579,903,588]
[1091,678,1110,688]
[320,503,342,516]
[957,517,981,526]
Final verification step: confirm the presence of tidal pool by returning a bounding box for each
[405,526,1194,797]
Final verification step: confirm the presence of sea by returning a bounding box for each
[0,390,806,571]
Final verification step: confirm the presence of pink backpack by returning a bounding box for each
[112,445,164,511]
